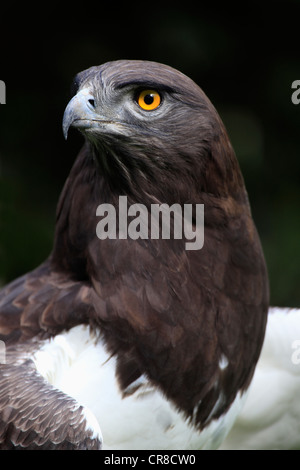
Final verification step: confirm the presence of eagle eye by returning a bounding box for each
[136,89,161,111]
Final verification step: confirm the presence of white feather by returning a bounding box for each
[221,307,300,450]
[33,307,300,449]
[33,325,244,450]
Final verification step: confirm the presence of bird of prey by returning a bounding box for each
[0,60,270,449]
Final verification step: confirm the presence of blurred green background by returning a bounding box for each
[0,3,299,307]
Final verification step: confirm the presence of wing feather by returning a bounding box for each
[0,349,102,449]
[0,260,93,344]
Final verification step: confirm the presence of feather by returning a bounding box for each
[221,307,300,450]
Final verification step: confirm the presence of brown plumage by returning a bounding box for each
[0,60,269,449]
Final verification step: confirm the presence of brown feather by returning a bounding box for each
[0,342,101,449]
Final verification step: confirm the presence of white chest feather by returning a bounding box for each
[32,325,244,450]
[221,308,300,450]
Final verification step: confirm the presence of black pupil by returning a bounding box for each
[144,93,154,105]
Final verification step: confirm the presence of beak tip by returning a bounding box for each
[62,124,69,140]
[62,106,72,140]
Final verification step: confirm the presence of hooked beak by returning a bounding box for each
[62,88,97,140]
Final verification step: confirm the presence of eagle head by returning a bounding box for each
[63,60,244,202]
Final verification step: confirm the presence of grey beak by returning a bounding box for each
[62,88,96,140]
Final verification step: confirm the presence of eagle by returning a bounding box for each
[0,60,271,449]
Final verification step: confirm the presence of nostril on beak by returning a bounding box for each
[88,99,95,108]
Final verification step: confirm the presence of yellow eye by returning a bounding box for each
[137,90,161,111]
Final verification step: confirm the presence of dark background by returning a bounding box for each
[0,3,299,307]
